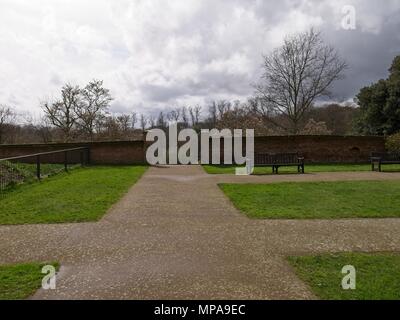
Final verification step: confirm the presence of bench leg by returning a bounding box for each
[371,162,375,172]
[301,164,304,174]
[275,166,279,174]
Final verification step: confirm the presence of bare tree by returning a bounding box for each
[99,115,120,140]
[300,118,332,135]
[0,105,16,144]
[156,111,167,129]
[232,100,241,111]
[189,107,195,127]
[131,112,137,129]
[75,79,112,140]
[116,114,131,133]
[167,108,181,122]
[181,106,189,128]
[148,115,156,128]
[140,114,147,132]
[208,101,218,127]
[217,100,231,119]
[36,116,53,143]
[42,84,80,141]
[194,105,202,125]
[189,105,202,127]
[254,28,347,134]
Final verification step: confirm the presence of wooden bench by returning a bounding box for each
[254,153,305,174]
[371,152,400,172]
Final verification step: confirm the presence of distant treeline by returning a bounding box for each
[0,99,359,145]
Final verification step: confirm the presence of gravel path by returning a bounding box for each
[1,166,399,299]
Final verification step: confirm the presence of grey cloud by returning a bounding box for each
[140,84,189,103]
[1,0,400,116]
[323,16,400,100]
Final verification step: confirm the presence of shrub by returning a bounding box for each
[301,119,332,135]
[386,133,400,152]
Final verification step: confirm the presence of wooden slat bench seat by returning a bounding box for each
[254,153,305,174]
[371,152,400,172]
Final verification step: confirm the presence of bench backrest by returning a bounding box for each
[255,153,299,165]
[255,153,276,164]
[371,152,400,161]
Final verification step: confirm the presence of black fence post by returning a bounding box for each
[86,147,90,165]
[64,151,68,172]
[36,155,41,180]
[80,150,84,167]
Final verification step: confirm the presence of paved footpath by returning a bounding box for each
[1,166,400,299]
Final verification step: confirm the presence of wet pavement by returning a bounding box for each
[1,166,399,299]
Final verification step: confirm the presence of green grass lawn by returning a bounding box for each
[0,166,147,225]
[203,163,400,174]
[220,180,400,219]
[0,262,59,300]
[288,253,400,300]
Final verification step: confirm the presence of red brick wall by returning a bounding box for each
[208,135,385,164]
[253,135,385,163]
[0,135,385,164]
[0,141,145,165]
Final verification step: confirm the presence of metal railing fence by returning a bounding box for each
[0,147,90,192]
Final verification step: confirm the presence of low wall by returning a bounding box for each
[0,135,386,165]
[0,140,145,165]
[253,135,385,163]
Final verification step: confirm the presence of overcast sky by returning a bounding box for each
[1,0,399,119]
